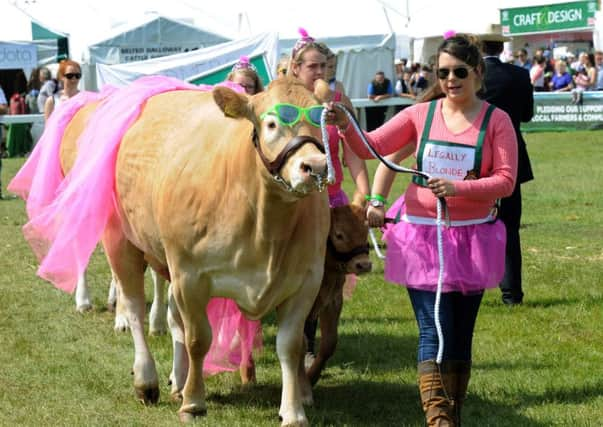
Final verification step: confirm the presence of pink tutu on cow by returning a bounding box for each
[204,297,263,376]
[382,196,506,295]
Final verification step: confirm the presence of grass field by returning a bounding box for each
[0,130,602,426]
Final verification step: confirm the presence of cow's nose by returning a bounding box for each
[299,154,327,178]
[355,260,372,273]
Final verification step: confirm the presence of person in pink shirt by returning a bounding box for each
[329,33,517,426]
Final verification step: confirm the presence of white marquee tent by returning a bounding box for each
[82,14,230,90]
[96,32,278,89]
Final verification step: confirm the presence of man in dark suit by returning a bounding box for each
[479,30,534,305]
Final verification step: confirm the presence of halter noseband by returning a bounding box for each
[251,129,326,192]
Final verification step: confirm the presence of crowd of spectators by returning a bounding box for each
[392,47,603,105]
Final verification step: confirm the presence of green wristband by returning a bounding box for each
[366,194,388,204]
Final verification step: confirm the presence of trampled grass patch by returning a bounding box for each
[0,130,601,426]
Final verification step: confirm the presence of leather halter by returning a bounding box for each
[251,128,325,181]
[327,237,370,263]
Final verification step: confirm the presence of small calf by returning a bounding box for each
[305,194,371,385]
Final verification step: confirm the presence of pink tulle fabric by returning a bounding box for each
[382,196,506,294]
[9,75,261,376]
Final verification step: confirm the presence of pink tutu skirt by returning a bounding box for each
[204,298,263,376]
[382,196,506,294]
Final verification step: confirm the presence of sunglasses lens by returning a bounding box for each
[307,106,324,126]
[437,68,450,79]
[276,104,299,124]
[455,67,469,78]
[437,67,469,79]
[65,73,81,80]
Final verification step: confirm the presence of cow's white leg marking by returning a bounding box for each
[172,272,210,421]
[167,283,188,400]
[102,213,159,404]
[276,295,313,427]
[149,269,168,335]
[107,272,118,312]
[74,272,92,312]
[112,275,130,332]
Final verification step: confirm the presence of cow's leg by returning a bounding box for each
[167,283,188,401]
[107,271,118,312]
[276,293,315,427]
[171,274,211,422]
[149,269,168,335]
[306,292,343,386]
[102,215,159,404]
[74,271,92,312]
[112,274,130,332]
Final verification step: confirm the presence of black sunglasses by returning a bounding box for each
[436,67,471,80]
[64,73,82,80]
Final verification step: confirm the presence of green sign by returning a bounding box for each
[522,92,603,132]
[500,1,598,35]
[188,55,271,87]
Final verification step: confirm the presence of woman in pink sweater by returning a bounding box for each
[331,34,517,426]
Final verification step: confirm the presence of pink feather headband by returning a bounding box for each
[232,55,257,72]
[443,30,457,40]
[292,27,315,58]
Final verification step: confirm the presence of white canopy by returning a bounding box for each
[96,32,278,89]
[84,14,230,65]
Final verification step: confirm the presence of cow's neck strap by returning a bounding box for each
[251,129,325,189]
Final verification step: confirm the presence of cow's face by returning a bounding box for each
[328,194,372,275]
[213,77,329,196]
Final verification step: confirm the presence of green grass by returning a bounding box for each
[1,130,602,426]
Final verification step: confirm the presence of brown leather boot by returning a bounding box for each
[418,360,455,427]
[453,361,471,426]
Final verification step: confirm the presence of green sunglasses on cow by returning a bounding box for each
[260,103,324,128]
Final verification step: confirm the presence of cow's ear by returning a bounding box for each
[213,86,249,119]
[313,79,331,103]
[351,190,367,209]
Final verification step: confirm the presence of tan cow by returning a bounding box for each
[59,77,331,426]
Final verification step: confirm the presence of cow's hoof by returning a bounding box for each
[170,389,183,402]
[114,314,129,332]
[135,386,160,405]
[178,408,207,423]
[281,418,309,427]
[148,327,167,336]
[76,303,93,313]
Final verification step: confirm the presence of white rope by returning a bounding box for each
[368,229,386,260]
[320,108,336,184]
[326,103,446,365]
[434,198,445,364]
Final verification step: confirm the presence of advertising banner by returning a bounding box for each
[522,92,603,132]
[501,1,599,35]
[0,42,37,70]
